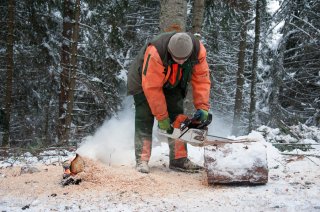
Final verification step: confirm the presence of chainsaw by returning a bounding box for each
[158,113,253,146]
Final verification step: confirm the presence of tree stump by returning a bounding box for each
[204,142,268,185]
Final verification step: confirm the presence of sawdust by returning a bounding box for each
[0,156,209,204]
[76,157,208,198]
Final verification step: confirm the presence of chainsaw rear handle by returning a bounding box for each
[195,113,212,129]
[166,127,174,134]
[159,113,212,136]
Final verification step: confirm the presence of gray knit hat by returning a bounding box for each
[168,33,193,59]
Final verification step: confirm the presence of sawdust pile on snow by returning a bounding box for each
[0,156,207,205]
[0,165,63,199]
[76,157,108,183]
[75,156,207,198]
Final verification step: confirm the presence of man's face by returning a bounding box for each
[172,56,188,65]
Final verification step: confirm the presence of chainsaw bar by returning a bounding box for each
[205,134,254,144]
[203,137,254,146]
[158,128,254,146]
[158,113,255,147]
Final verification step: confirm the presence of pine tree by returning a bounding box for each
[2,0,15,147]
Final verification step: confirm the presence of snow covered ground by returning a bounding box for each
[1,115,319,211]
[1,101,320,211]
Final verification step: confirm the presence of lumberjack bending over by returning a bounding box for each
[127,32,211,173]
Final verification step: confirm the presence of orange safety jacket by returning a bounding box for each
[141,42,211,121]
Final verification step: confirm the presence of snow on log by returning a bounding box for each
[204,142,268,185]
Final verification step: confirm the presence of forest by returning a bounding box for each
[0,0,319,149]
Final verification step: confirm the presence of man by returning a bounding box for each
[127,32,211,173]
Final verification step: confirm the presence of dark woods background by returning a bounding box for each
[0,0,319,150]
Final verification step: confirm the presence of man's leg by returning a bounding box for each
[163,87,188,161]
[134,92,154,173]
[164,87,203,173]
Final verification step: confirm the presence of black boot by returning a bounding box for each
[169,158,204,173]
[136,161,150,173]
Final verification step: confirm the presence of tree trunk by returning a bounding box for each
[159,0,191,115]
[270,32,287,128]
[191,0,205,35]
[232,4,249,136]
[184,0,206,117]
[44,72,56,146]
[248,0,261,133]
[58,0,73,143]
[159,0,187,32]
[2,0,15,147]
[64,0,81,143]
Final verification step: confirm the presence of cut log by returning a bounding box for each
[62,153,85,179]
[204,142,268,185]
[70,154,85,174]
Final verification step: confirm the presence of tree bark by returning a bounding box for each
[184,0,206,117]
[58,0,73,143]
[191,0,205,35]
[248,0,262,133]
[270,37,286,128]
[159,0,192,116]
[64,0,81,143]
[2,0,15,147]
[232,3,249,136]
[159,0,187,32]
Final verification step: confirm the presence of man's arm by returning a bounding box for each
[191,42,211,111]
[141,45,169,121]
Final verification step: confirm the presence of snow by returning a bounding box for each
[117,69,128,81]
[52,10,62,19]
[1,101,319,211]
[90,77,103,83]
[267,21,285,50]
[208,142,266,171]
[266,0,282,15]
[1,144,319,211]
[247,29,255,38]
[204,131,269,183]
[265,0,285,50]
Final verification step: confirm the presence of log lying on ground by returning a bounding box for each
[204,142,268,185]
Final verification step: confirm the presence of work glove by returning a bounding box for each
[158,117,171,131]
[193,109,208,122]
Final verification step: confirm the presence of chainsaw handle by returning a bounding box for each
[180,113,200,131]
[197,113,212,129]
[180,118,192,131]
[167,127,174,134]
[180,113,212,131]
[192,111,201,121]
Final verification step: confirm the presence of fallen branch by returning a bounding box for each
[0,146,77,160]
[0,146,77,151]
[273,143,320,145]
[281,153,320,159]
